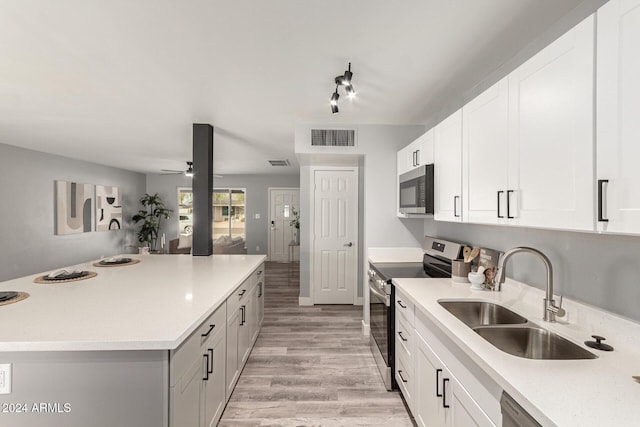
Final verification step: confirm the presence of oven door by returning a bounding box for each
[369,280,390,363]
[369,277,394,390]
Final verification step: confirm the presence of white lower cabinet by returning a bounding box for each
[202,329,226,427]
[396,298,500,427]
[171,263,265,427]
[170,303,227,427]
[415,333,494,427]
[226,264,265,398]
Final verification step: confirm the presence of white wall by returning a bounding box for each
[0,143,146,281]
[145,173,300,255]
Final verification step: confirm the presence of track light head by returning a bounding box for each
[330,88,340,106]
[345,84,356,98]
[331,103,339,114]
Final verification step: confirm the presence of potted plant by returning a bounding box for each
[132,193,172,252]
[290,207,300,244]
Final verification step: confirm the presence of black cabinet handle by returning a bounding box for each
[398,331,408,342]
[202,354,210,381]
[415,149,420,165]
[258,283,263,298]
[507,190,515,219]
[497,191,504,218]
[598,179,609,222]
[240,305,246,325]
[398,370,408,383]
[201,324,215,338]
[442,378,450,408]
[412,151,416,167]
[436,368,442,397]
[207,349,214,374]
[454,196,461,217]
[238,289,247,297]
[397,301,407,309]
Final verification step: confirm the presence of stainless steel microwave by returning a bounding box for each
[399,164,434,215]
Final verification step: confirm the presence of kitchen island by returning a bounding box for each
[0,254,265,427]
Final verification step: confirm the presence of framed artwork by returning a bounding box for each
[55,181,94,235]
[96,185,122,231]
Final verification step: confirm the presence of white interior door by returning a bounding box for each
[268,188,299,262]
[312,168,358,305]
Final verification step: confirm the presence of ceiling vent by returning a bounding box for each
[268,159,290,166]
[311,129,356,147]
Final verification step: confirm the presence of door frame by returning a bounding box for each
[309,166,359,305]
[267,187,300,262]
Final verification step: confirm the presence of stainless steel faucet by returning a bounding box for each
[495,247,565,322]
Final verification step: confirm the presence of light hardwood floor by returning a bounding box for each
[218,261,414,427]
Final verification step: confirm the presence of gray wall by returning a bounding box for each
[0,143,146,282]
[424,221,640,322]
[145,173,300,255]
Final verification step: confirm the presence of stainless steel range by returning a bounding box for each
[368,236,463,390]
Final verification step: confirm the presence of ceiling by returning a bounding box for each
[0,0,590,175]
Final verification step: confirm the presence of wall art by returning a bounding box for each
[96,185,122,231]
[55,181,94,235]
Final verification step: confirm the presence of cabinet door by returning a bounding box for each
[415,334,447,427]
[249,283,261,344]
[202,330,226,427]
[416,129,434,167]
[256,279,264,330]
[238,298,252,366]
[398,142,416,176]
[507,15,595,231]
[225,308,240,398]
[597,0,640,234]
[463,78,509,225]
[171,358,202,427]
[450,378,495,427]
[434,110,463,222]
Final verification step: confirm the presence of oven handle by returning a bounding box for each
[368,280,390,306]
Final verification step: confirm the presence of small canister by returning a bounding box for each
[451,260,472,283]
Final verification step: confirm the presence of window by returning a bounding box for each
[176,187,246,239]
[214,189,245,239]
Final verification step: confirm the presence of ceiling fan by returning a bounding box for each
[161,161,194,177]
[160,161,223,178]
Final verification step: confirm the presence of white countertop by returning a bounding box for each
[393,277,640,426]
[0,254,265,352]
[367,247,424,264]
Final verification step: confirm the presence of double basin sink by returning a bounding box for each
[438,300,596,360]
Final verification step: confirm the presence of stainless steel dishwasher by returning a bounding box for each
[501,392,542,427]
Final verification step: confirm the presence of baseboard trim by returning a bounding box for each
[298,297,313,306]
[362,320,370,337]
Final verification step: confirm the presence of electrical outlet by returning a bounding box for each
[0,363,11,394]
[256,246,260,252]
[254,213,260,219]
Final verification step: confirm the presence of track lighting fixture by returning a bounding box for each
[330,62,356,114]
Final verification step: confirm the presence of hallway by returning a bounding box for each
[218,261,413,426]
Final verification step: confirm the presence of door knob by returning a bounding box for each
[344,242,353,247]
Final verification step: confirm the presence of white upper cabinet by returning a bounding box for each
[462,77,510,225]
[434,110,463,222]
[398,130,434,176]
[596,0,640,234]
[507,15,595,231]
